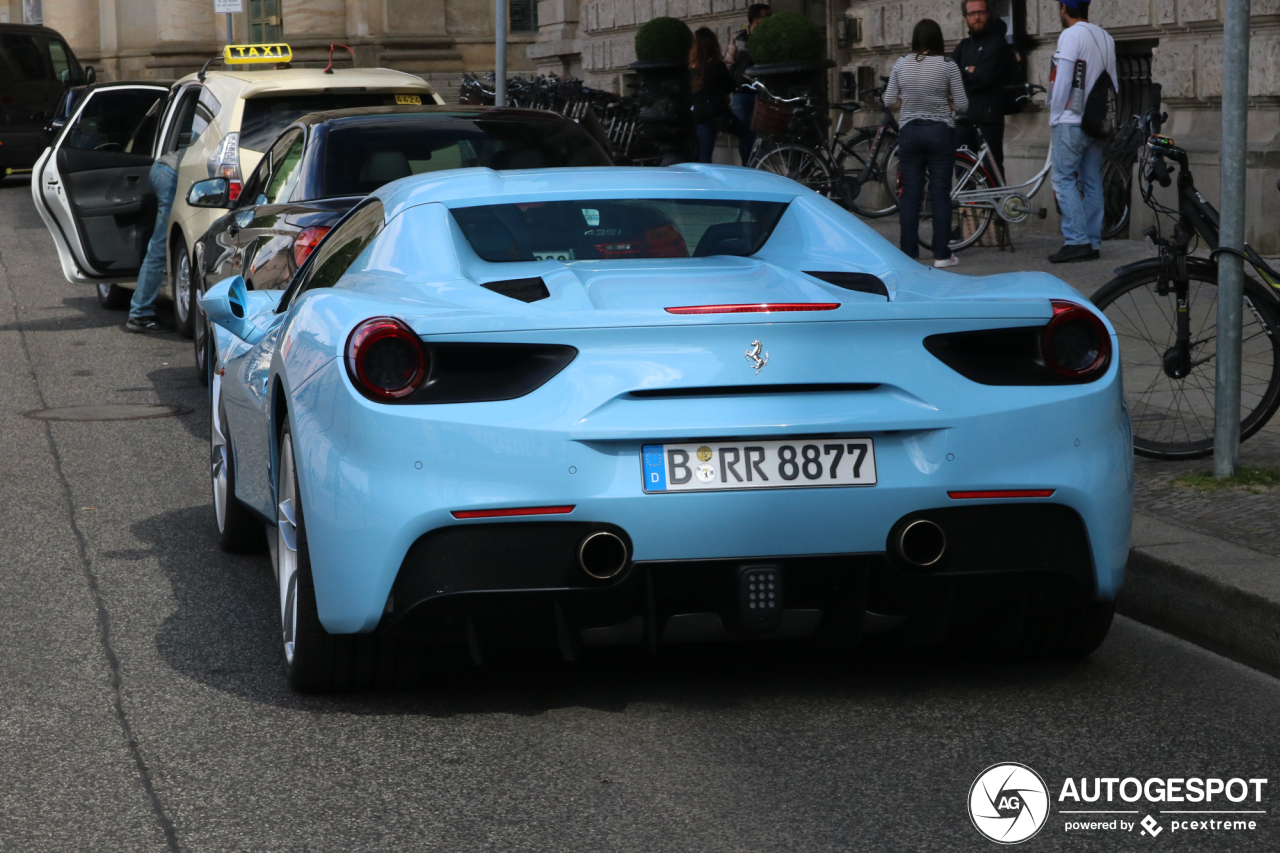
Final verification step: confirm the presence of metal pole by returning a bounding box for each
[1215,0,1250,477]
[494,0,508,107]
[226,13,233,44]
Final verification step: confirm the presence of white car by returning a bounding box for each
[33,48,440,333]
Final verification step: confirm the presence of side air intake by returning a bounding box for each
[480,277,550,303]
[803,271,889,298]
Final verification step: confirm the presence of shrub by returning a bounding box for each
[635,16,694,62]
[748,12,825,64]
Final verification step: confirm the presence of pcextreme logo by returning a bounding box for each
[969,764,1269,844]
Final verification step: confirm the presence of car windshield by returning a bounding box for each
[239,94,405,151]
[319,116,611,198]
[451,199,788,262]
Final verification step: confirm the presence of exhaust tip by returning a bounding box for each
[895,519,946,567]
[578,531,629,579]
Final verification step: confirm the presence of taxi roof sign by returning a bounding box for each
[223,43,292,64]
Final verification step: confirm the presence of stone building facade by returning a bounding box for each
[16,0,539,103]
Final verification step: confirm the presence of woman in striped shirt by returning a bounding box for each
[884,19,969,267]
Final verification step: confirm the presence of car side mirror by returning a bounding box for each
[187,178,230,208]
[200,275,281,345]
[84,65,96,85]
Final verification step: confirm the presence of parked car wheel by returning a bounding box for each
[277,420,414,692]
[172,239,194,338]
[193,273,210,386]
[210,373,264,553]
[96,282,130,310]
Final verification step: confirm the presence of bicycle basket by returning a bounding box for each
[751,97,794,136]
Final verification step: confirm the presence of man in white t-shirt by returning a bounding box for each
[1047,1,1116,263]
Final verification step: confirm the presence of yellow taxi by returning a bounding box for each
[33,43,441,334]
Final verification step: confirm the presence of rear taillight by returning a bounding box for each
[292,226,331,268]
[207,132,243,202]
[345,318,427,401]
[1042,300,1111,378]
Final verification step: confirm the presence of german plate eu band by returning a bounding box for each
[642,439,877,493]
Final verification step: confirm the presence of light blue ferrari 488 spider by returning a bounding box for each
[202,164,1133,692]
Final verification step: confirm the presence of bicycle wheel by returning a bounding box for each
[1091,267,1280,459]
[836,129,899,217]
[917,153,995,253]
[1101,151,1131,240]
[753,142,835,197]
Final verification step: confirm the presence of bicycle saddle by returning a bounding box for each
[832,102,861,113]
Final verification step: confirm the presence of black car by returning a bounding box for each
[186,105,613,379]
[0,24,90,171]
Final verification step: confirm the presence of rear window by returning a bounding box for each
[451,199,788,262]
[320,117,610,198]
[238,94,404,151]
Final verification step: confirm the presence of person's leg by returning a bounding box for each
[695,123,718,163]
[129,162,178,322]
[896,123,925,259]
[983,119,1005,184]
[1079,136,1106,249]
[926,123,957,260]
[731,92,756,165]
[1050,123,1090,246]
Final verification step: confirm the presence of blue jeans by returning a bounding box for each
[1051,123,1105,249]
[695,122,719,163]
[730,92,756,165]
[131,161,178,320]
[897,120,956,260]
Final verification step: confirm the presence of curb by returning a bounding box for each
[1119,512,1280,675]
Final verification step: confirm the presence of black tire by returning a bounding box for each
[1101,151,1130,240]
[211,380,264,553]
[1091,267,1280,459]
[836,129,900,217]
[96,282,130,310]
[916,152,994,253]
[752,142,836,198]
[193,269,209,386]
[171,238,195,338]
[1009,598,1115,661]
[277,420,418,692]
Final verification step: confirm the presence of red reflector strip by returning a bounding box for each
[451,505,575,519]
[665,303,840,315]
[948,489,1056,499]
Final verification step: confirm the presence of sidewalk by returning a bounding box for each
[867,219,1280,671]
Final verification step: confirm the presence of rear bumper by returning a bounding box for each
[382,503,1097,652]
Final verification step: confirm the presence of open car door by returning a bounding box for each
[33,83,169,284]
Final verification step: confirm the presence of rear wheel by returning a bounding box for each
[1091,267,1280,458]
[277,420,417,692]
[917,153,994,253]
[96,282,130,310]
[1101,151,1131,240]
[193,271,209,386]
[752,143,836,198]
[172,240,194,338]
[210,373,264,553]
[837,129,900,217]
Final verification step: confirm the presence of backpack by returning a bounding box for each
[1080,27,1118,139]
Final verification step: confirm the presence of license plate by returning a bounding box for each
[395,94,423,105]
[641,438,876,492]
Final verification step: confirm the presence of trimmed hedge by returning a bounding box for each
[748,12,825,64]
[634,16,694,62]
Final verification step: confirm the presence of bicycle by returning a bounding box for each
[744,80,871,210]
[837,81,901,218]
[907,84,1133,252]
[1089,84,1280,459]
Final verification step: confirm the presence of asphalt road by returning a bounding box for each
[1,177,1277,852]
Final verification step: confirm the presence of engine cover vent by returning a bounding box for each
[803,271,889,298]
[481,276,550,303]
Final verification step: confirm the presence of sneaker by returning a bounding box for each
[1048,244,1099,263]
[125,316,170,334]
[934,255,960,268]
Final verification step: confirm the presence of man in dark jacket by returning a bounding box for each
[952,0,1012,180]
[724,3,770,165]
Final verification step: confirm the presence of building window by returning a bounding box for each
[510,0,538,33]
[250,0,283,43]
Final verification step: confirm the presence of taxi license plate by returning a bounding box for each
[642,439,876,492]
[395,94,423,105]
